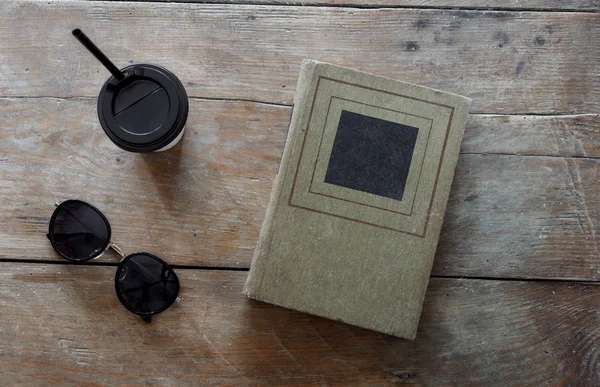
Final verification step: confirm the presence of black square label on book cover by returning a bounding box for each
[324,110,419,201]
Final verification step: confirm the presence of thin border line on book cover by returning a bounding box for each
[288,75,456,238]
[307,96,434,217]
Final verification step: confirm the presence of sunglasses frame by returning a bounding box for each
[47,199,180,322]
[115,252,180,320]
[48,200,123,261]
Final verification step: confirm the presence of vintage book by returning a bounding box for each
[244,60,471,339]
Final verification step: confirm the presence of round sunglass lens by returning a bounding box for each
[115,253,180,317]
[50,201,110,261]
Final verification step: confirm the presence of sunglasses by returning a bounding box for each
[46,200,180,322]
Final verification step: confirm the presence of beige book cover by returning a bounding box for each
[244,60,471,339]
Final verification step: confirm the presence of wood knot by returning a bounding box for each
[388,369,418,383]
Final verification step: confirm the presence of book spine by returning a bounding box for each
[243,60,318,297]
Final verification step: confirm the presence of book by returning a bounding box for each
[244,60,471,339]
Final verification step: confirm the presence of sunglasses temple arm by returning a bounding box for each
[109,242,125,259]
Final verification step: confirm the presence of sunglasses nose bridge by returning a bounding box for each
[109,242,126,260]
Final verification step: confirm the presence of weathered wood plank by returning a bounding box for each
[0,98,286,269]
[2,1,599,114]
[135,0,600,12]
[0,264,598,385]
[1,98,599,279]
[436,155,600,280]
[463,114,600,158]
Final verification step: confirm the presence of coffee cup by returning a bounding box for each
[73,29,188,152]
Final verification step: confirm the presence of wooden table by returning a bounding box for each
[1,0,599,385]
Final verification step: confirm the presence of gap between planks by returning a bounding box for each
[461,152,600,162]
[1,95,597,117]
[1,258,599,285]
[0,257,250,271]
[0,96,290,109]
[76,0,600,14]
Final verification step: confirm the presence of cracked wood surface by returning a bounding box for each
[1,264,599,385]
[1,98,599,280]
[1,2,599,114]
[135,0,600,11]
[0,0,599,385]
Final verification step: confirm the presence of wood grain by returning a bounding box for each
[436,155,600,280]
[1,98,599,279]
[2,1,598,384]
[2,1,599,114]
[0,97,286,269]
[138,0,600,11]
[0,263,598,386]
[463,114,600,158]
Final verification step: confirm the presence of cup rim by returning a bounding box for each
[97,63,188,153]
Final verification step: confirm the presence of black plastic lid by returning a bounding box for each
[97,64,188,152]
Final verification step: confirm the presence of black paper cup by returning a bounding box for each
[98,64,188,152]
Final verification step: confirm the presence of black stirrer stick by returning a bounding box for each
[72,29,124,81]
